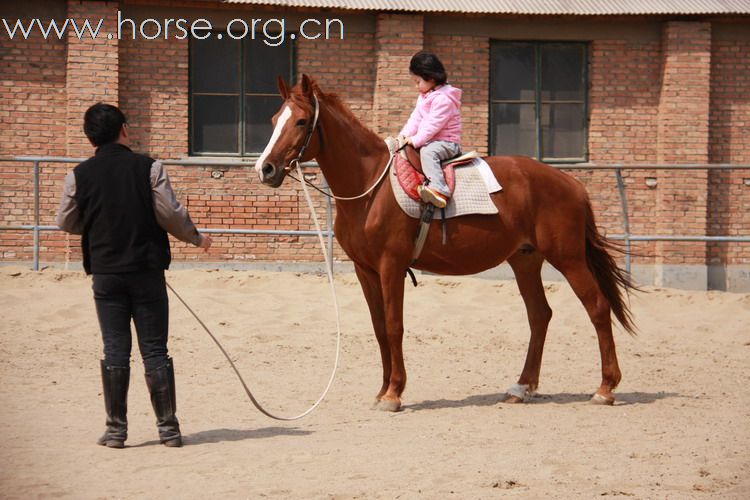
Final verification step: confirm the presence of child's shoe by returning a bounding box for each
[417,185,448,209]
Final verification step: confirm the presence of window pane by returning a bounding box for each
[245,41,291,94]
[190,36,240,93]
[541,103,585,159]
[541,45,585,101]
[193,95,240,153]
[491,103,536,157]
[244,95,284,153]
[491,43,535,101]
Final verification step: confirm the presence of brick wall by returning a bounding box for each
[65,0,119,157]
[0,4,68,262]
[119,37,188,159]
[372,14,424,137]
[0,33,67,157]
[709,36,750,268]
[297,32,376,125]
[425,34,489,155]
[588,38,662,264]
[654,22,712,279]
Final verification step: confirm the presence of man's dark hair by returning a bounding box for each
[409,51,448,86]
[83,103,127,146]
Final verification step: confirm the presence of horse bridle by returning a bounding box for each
[286,94,321,173]
[285,93,395,202]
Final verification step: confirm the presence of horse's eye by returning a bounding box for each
[296,119,307,127]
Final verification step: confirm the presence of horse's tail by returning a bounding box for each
[584,200,638,335]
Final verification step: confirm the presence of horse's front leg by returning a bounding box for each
[353,264,391,403]
[373,266,407,412]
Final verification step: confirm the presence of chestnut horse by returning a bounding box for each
[255,75,635,410]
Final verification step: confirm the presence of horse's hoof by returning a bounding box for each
[590,393,615,405]
[503,383,533,403]
[374,398,402,412]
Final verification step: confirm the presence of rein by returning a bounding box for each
[286,94,395,201]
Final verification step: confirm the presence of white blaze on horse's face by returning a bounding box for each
[254,105,292,182]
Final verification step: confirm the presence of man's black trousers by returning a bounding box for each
[92,269,169,372]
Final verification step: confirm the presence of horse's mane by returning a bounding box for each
[290,80,384,147]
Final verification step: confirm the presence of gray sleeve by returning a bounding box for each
[150,161,203,246]
[56,171,83,235]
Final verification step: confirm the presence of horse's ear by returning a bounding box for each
[277,76,290,100]
[300,74,313,97]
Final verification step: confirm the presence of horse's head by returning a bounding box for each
[254,74,320,187]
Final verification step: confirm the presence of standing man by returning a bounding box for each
[57,103,212,448]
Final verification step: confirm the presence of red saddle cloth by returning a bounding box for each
[394,147,474,202]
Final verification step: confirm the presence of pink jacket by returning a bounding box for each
[400,84,462,149]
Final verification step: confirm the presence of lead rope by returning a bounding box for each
[166,164,342,421]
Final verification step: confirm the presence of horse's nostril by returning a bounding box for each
[262,163,275,178]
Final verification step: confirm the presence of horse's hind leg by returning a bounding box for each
[353,264,391,405]
[554,259,621,405]
[505,251,552,403]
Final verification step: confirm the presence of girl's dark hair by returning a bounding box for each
[83,103,127,146]
[409,51,447,85]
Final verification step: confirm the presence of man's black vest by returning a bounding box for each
[73,143,170,274]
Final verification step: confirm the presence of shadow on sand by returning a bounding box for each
[404,391,679,411]
[130,426,312,447]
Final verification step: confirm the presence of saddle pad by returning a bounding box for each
[390,157,502,219]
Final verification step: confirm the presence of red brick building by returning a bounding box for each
[1,0,749,290]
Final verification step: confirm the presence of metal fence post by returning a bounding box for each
[322,176,334,273]
[614,167,632,274]
[33,160,40,271]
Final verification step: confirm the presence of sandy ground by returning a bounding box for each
[0,265,748,499]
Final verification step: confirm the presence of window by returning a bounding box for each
[490,41,588,162]
[190,35,294,155]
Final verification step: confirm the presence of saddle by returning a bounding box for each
[383,136,501,274]
[395,144,481,202]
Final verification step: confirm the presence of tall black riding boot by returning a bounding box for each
[97,361,129,448]
[144,358,182,447]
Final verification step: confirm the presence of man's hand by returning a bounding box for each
[198,233,212,251]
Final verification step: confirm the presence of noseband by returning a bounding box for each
[286,94,320,172]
